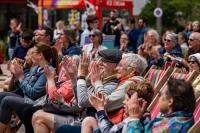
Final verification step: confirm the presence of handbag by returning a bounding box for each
[43,99,81,116]
[33,95,48,107]
[108,108,125,124]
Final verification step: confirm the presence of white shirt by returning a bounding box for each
[82,43,107,61]
[80,29,90,47]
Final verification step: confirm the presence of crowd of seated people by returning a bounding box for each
[1,13,200,133]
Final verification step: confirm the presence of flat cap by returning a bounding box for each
[98,49,122,64]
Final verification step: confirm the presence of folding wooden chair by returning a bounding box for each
[145,65,173,96]
[148,94,160,119]
[188,97,200,133]
[148,70,199,119]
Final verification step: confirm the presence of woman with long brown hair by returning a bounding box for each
[0,43,59,133]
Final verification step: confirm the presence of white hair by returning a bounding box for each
[166,32,178,42]
[147,29,160,42]
[122,53,147,74]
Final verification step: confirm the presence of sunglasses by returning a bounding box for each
[89,34,96,38]
[188,60,197,64]
[164,38,171,42]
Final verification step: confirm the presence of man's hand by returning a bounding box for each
[88,92,108,111]
[16,22,22,32]
[90,62,103,84]
[77,53,89,77]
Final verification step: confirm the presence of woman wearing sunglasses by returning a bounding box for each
[163,32,182,58]
[82,29,107,61]
[188,53,200,72]
[188,53,200,98]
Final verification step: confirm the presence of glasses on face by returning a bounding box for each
[89,34,96,38]
[164,38,171,42]
[188,60,197,64]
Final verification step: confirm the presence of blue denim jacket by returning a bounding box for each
[62,43,82,56]
[20,65,47,103]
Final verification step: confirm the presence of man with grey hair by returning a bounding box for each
[188,32,200,54]
[100,53,148,112]
[73,53,148,133]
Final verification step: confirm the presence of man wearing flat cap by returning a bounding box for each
[98,49,122,63]
[54,52,148,132]
[75,49,122,117]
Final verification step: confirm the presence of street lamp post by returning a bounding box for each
[156,0,162,36]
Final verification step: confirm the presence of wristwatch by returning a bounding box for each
[77,76,85,80]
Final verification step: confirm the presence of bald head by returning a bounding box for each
[188,32,200,53]
[190,32,200,39]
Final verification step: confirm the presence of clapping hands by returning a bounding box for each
[62,56,78,79]
[44,65,56,80]
[78,53,89,77]
[90,61,104,85]
[9,58,24,80]
[88,92,108,111]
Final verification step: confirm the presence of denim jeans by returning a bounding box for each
[56,125,81,133]
[0,92,32,124]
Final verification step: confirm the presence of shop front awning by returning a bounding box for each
[38,0,86,9]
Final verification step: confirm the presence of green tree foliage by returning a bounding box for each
[140,0,200,31]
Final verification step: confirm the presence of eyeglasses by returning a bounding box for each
[164,38,171,42]
[188,60,197,64]
[89,34,96,38]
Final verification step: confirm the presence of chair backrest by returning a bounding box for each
[147,68,166,87]
[148,70,198,119]
[145,66,173,95]
[194,97,200,122]
[148,95,160,119]
[171,69,199,82]
[172,72,190,80]
[187,98,200,133]
[187,120,200,133]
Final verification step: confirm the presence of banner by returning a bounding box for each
[38,0,85,9]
